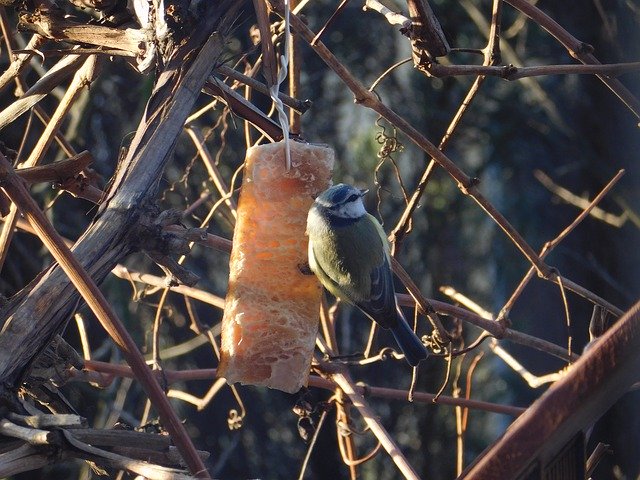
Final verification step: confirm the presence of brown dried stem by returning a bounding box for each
[425,61,640,79]
[83,360,525,416]
[335,388,358,479]
[288,0,302,133]
[396,294,578,362]
[203,78,283,141]
[216,64,311,114]
[0,53,86,130]
[13,151,92,184]
[405,0,450,59]
[17,9,146,56]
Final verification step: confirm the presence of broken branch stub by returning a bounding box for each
[406,0,450,61]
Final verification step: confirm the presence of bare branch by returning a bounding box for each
[504,0,640,120]
[363,0,411,29]
[425,61,640,80]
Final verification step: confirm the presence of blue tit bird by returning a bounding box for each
[306,183,428,366]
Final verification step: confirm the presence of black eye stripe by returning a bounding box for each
[347,194,358,202]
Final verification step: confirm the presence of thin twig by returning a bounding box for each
[396,294,578,362]
[332,369,423,480]
[556,274,573,363]
[297,408,330,480]
[490,340,564,388]
[83,360,526,416]
[186,126,238,218]
[392,0,501,249]
[498,169,626,322]
[215,66,311,114]
[439,286,567,388]
[74,313,91,360]
[311,0,352,45]
[425,61,640,80]
[535,169,627,227]
[363,0,411,29]
[335,389,358,479]
[391,256,449,344]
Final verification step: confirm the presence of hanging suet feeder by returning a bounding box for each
[219,141,334,393]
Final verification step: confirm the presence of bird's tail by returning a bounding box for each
[390,313,428,366]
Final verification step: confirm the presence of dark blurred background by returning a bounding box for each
[1,0,639,478]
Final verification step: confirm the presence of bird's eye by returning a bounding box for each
[347,194,359,202]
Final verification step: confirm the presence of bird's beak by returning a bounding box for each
[359,188,369,197]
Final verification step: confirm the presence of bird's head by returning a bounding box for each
[314,183,368,219]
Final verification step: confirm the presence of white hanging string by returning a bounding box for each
[269,0,292,170]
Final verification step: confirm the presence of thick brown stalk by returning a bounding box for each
[288,0,302,133]
[18,9,146,55]
[215,65,311,114]
[405,0,450,59]
[14,151,92,184]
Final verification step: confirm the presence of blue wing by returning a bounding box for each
[356,252,401,329]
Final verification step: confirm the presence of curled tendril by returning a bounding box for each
[375,116,404,159]
[373,116,411,229]
[227,408,244,430]
[422,333,449,355]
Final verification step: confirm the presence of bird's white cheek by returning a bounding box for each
[307,241,318,272]
[343,200,367,218]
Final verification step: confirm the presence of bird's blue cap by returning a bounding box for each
[316,183,367,208]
